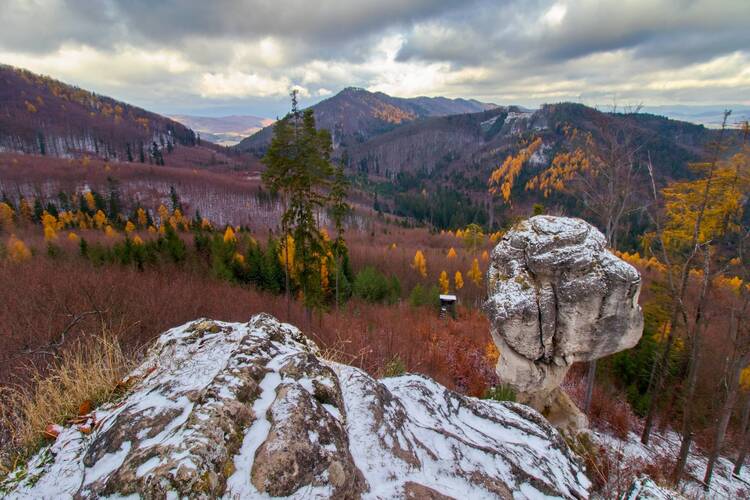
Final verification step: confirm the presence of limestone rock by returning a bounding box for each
[2,314,591,499]
[484,216,643,427]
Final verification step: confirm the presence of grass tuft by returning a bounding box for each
[0,331,132,477]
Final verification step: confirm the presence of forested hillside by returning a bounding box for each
[0,65,196,159]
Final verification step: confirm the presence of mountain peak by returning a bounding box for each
[238,88,497,153]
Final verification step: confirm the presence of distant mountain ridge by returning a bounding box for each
[0,64,196,159]
[345,102,716,181]
[171,114,274,146]
[236,87,496,153]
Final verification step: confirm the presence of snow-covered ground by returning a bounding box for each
[593,429,750,499]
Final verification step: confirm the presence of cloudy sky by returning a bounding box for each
[1,0,748,118]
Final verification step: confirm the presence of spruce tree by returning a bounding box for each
[262,90,334,320]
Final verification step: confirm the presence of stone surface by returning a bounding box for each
[2,313,591,499]
[484,216,643,428]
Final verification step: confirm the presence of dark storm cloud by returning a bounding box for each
[396,0,750,67]
[0,0,468,53]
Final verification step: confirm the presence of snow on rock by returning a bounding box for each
[484,216,643,431]
[2,314,591,499]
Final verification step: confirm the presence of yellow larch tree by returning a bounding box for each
[488,137,543,204]
[93,210,107,229]
[447,247,457,259]
[136,207,148,227]
[439,270,450,294]
[411,250,427,278]
[223,226,237,244]
[454,271,464,290]
[7,234,31,262]
[468,258,482,286]
[84,191,96,211]
[0,202,15,232]
[157,204,170,226]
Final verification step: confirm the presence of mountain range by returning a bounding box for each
[0,64,734,229]
[236,87,496,153]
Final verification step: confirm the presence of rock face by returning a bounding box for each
[484,216,643,430]
[3,314,591,499]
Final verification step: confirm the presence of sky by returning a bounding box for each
[1,0,748,119]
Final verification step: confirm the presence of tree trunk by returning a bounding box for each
[705,305,748,486]
[641,301,682,445]
[673,251,710,483]
[335,254,341,311]
[284,238,291,320]
[672,333,703,483]
[733,395,750,475]
[705,361,742,486]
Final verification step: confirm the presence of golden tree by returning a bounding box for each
[223,226,237,244]
[93,210,107,229]
[136,208,148,227]
[7,234,31,262]
[278,234,297,282]
[84,191,96,211]
[447,247,457,259]
[0,202,14,232]
[468,258,482,286]
[439,270,450,294]
[412,250,427,278]
[489,137,543,204]
[454,270,464,290]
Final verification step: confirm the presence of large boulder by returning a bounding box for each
[484,216,643,430]
[2,314,591,499]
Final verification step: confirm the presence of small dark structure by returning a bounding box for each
[439,294,457,319]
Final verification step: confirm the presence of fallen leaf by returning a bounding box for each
[78,399,92,416]
[43,424,60,440]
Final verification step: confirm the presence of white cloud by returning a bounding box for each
[198,71,303,98]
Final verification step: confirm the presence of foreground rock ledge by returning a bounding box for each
[484,216,643,431]
[3,314,590,499]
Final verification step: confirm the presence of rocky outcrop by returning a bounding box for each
[2,314,591,499]
[484,216,643,431]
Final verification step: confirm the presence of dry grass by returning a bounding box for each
[0,330,132,475]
